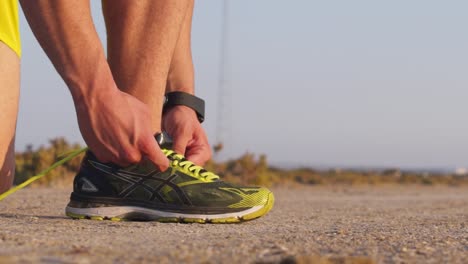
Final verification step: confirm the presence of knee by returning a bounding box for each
[0,182,12,195]
[0,154,15,195]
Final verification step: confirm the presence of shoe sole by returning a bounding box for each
[65,192,274,223]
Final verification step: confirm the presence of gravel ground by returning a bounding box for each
[0,185,467,264]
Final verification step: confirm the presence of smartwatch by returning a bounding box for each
[163,92,205,123]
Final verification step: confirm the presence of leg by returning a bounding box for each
[166,0,195,93]
[66,1,272,222]
[162,0,212,164]
[0,42,20,194]
[102,0,189,133]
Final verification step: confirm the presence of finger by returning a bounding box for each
[186,144,211,166]
[139,135,169,171]
[172,132,190,156]
[89,146,116,164]
[186,130,211,165]
[117,147,142,166]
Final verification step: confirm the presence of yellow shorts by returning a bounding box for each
[0,0,21,57]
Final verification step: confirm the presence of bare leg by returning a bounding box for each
[166,0,195,93]
[0,42,20,193]
[162,0,212,164]
[102,0,189,133]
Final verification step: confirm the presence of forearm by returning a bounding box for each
[20,0,115,102]
[165,0,194,95]
[166,51,194,94]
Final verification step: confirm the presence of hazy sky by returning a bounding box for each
[16,0,468,170]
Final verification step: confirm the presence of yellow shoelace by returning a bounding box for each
[162,149,219,182]
[0,147,88,201]
[0,147,219,202]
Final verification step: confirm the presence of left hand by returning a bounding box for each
[162,105,211,165]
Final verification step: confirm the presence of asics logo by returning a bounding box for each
[88,160,191,205]
[80,178,98,192]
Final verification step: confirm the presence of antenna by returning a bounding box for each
[214,0,230,158]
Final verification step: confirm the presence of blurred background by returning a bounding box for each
[16,0,468,173]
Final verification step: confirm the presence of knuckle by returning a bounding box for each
[120,148,142,164]
[139,136,155,152]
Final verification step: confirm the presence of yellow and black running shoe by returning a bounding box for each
[65,134,274,223]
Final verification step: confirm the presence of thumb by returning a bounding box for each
[186,144,210,166]
[140,135,169,171]
[172,133,190,156]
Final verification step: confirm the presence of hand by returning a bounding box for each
[162,105,211,165]
[74,87,169,171]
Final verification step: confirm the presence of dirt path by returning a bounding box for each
[0,185,467,263]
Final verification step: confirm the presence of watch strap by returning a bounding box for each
[163,92,205,123]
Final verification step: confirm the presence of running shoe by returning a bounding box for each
[65,133,274,223]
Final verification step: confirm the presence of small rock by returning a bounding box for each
[425,246,434,252]
[416,250,427,255]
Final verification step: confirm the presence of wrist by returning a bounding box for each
[163,105,197,119]
[165,86,194,95]
[163,92,205,123]
[69,60,118,107]
[166,73,194,95]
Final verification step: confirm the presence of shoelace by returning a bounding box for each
[162,149,219,182]
[0,148,219,201]
[0,147,88,201]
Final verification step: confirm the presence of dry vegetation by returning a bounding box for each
[14,137,468,187]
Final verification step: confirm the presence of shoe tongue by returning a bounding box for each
[155,132,173,150]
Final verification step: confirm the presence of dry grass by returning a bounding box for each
[14,138,468,187]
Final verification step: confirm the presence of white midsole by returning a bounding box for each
[65,205,263,219]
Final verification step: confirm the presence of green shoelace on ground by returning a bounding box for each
[0,147,88,201]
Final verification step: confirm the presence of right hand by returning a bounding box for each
[74,87,169,171]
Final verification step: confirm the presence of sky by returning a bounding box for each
[16,0,468,170]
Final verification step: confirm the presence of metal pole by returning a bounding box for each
[215,0,230,158]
